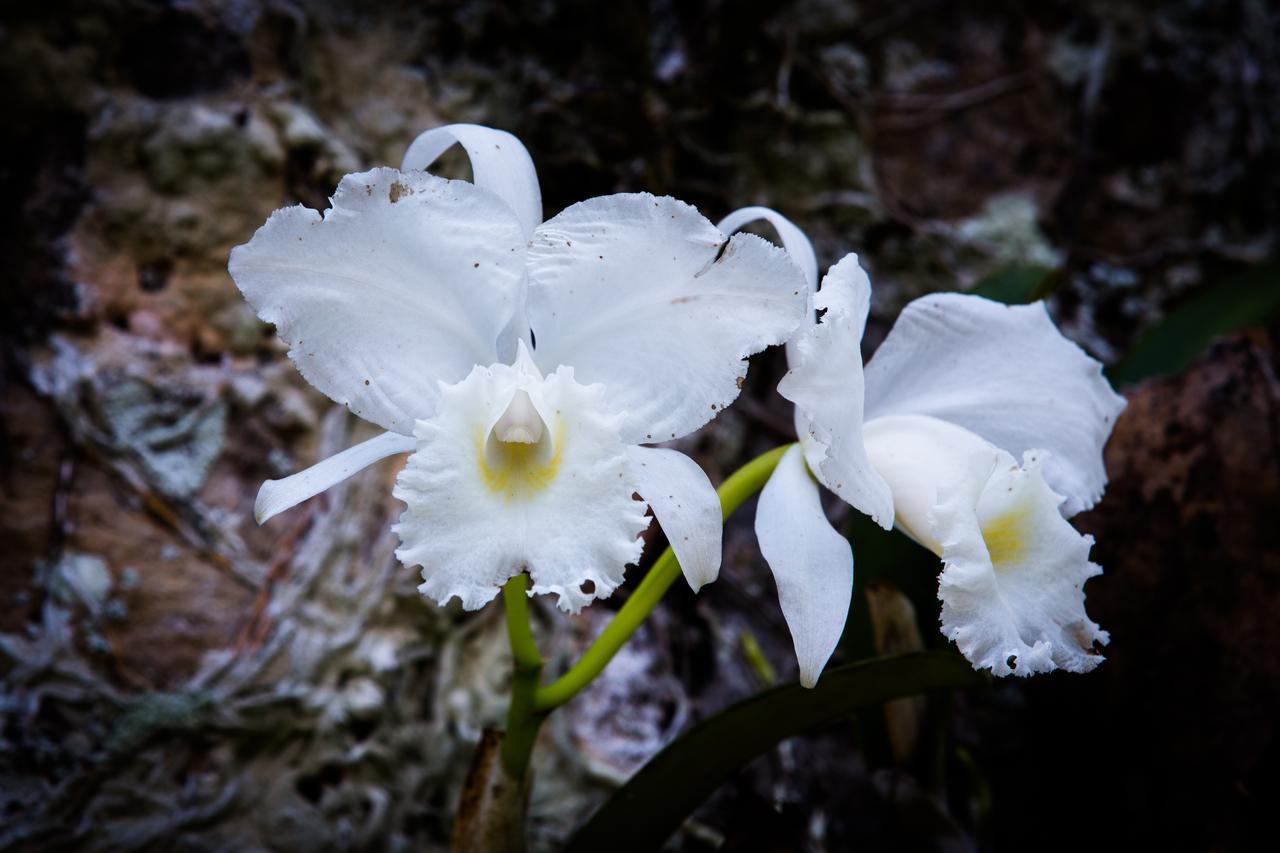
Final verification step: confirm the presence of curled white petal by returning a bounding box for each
[255,431,417,524]
[863,293,1127,516]
[717,205,819,296]
[393,360,648,612]
[864,414,1108,677]
[754,445,854,688]
[526,193,808,444]
[229,168,526,434]
[401,123,543,239]
[626,446,722,592]
[780,255,894,529]
[863,414,1004,553]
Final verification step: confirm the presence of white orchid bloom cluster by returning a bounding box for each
[231,120,1126,696]
[230,125,807,613]
[719,207,1127,686]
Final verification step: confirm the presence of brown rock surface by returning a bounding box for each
[987,334,1280,850]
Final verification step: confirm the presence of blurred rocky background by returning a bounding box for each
[2,1,1277,850]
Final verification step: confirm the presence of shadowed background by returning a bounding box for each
[2,1,1278,850]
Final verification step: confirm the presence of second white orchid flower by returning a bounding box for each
[230,126,807,613]
[719,207,1126,686]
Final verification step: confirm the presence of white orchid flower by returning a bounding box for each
[719,207,1126,685]
[230,126,807,612]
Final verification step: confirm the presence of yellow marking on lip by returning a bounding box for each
[982,500,1032,570]
[476,421,565,499]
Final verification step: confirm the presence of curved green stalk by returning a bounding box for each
[533,444,791,712]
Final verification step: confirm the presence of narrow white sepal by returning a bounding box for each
[754,445,854,688]
[401,123,543,239]
[255,430,417,524]
[626,446,723,592]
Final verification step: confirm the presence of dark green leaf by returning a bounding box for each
[1110,262,1280,385]
[966,264,1057,305]
[566,652,983,852]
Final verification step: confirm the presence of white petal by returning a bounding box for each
[754,445,854,688]
[934,450,1108,677]
[779,255,894,529]
[229,168,527,434]
[626,446,722,592]
[255,431,417,524]
[401,123,543,238]
[393,360,648,613]
[863,294,1127,516]
[717,206,819,295]
[863,414,1108,677]
[526,193,808,444]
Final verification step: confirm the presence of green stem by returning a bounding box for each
[533,443,791,713]
[500,573,544,779]
[503,572,543,672]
